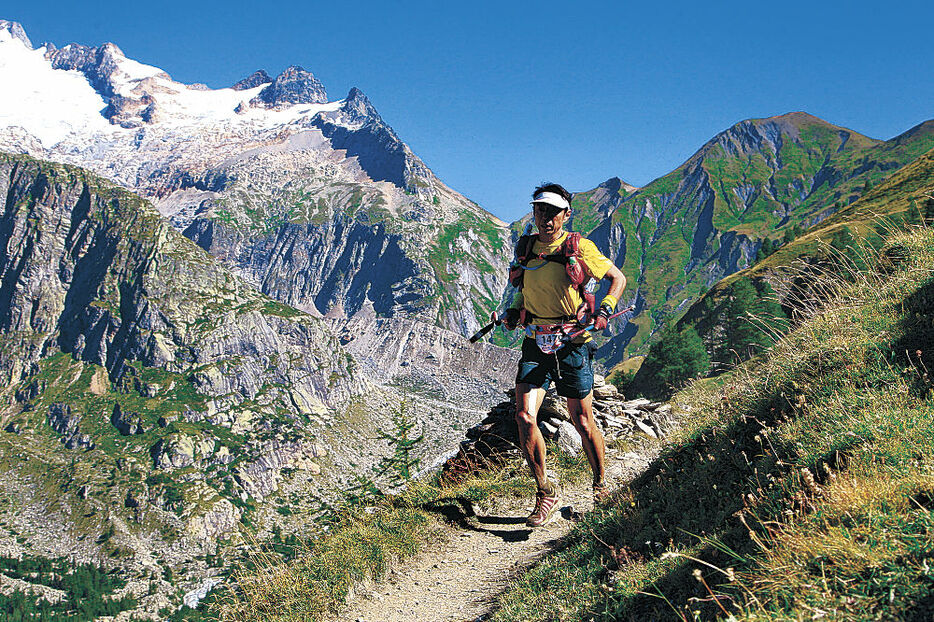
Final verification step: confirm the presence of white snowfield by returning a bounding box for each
[0,29,114,146]
[0,28,343,150]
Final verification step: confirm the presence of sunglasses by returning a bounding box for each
[533,204,567,219]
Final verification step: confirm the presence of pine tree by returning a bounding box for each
[925,197,934,224]
[717,278,786,364]
[756,237,775,261]
[374,402,424,488]
[643,325,710,393]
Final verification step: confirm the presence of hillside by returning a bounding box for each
[0,152,515,617]
[489,214,934,620]
[644,143,934,395]
[577,113,934,364]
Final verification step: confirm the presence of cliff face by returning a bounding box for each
[0,153,356,408]
[0,153,516,615]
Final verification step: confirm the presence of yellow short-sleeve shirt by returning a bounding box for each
[519,232,614,323]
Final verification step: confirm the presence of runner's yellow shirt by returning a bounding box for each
[515,231,614,327]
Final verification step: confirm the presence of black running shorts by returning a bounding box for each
[515,338,595,399]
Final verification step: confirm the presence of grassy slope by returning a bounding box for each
[596,115,934,354]
[676,144,934,330]
[490,226,934,620]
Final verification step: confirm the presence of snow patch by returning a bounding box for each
[0,31,114,146]
[0,28,345,149]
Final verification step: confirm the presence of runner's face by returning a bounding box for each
[533,203,568,238]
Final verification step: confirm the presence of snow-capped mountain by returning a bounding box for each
[0,20,510,334]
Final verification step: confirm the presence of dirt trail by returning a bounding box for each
[335,444,660,622]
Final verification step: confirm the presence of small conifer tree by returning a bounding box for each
[924,197,934,224]
[374,401,424,488]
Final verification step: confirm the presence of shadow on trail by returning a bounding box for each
[422,497,532,542]
[476,515,526,526]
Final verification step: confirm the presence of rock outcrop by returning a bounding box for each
[249,65,327,109]
[444,375,676,476]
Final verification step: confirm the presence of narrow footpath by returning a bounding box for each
[335,443,661,622]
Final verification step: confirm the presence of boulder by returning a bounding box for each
[540,394,568,421]
[539,420,558,437]
[111,403,146,435]
[555,421,583,456]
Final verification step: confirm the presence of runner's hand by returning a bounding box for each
[593,305,612,331]
[501,308,521,330]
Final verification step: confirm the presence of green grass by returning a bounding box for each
[211,443,595,621]
[488,226,934,621]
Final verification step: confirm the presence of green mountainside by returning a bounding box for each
[632,142,934,397]
[576,113,934,363]
[489,189,934,621]
[0,152,376,615]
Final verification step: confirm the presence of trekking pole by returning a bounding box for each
[564,305,636,341]
[468,312,503,343]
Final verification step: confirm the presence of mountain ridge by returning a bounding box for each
[0,20,512,336]
[579,110,934,364]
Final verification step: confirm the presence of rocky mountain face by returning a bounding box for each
[0,20,511,339]
[575,113,934,364]
[0,152,517,617]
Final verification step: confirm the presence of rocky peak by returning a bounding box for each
[340,87,381,124]
[232,69,272,90]
[598,176,638,195]
[695,112,873,164]
[250,65,327,109]
[45,41,170,99]
[0,20,31,48]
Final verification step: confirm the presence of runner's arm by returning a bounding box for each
[602,264,625,303]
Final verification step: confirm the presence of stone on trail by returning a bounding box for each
[634,419,658,438]
[539,420,558,436]
[555,421,583,456]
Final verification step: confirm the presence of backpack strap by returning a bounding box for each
[560,233,598,321]
[508,234,538,289]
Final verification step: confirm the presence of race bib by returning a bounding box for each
[526,325,569,354]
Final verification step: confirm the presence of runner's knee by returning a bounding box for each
[515,408,536,428]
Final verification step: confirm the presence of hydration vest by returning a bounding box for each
[508,232,598,324]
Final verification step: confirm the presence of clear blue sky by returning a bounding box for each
[9,0,934,222]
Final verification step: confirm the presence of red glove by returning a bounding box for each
[592,305,612,331]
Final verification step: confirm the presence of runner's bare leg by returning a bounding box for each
[567,392,606,484]
[515,383,550,490]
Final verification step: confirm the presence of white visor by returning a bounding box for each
[530,191,570,211]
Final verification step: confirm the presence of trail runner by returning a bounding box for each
[501,183,626,528]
